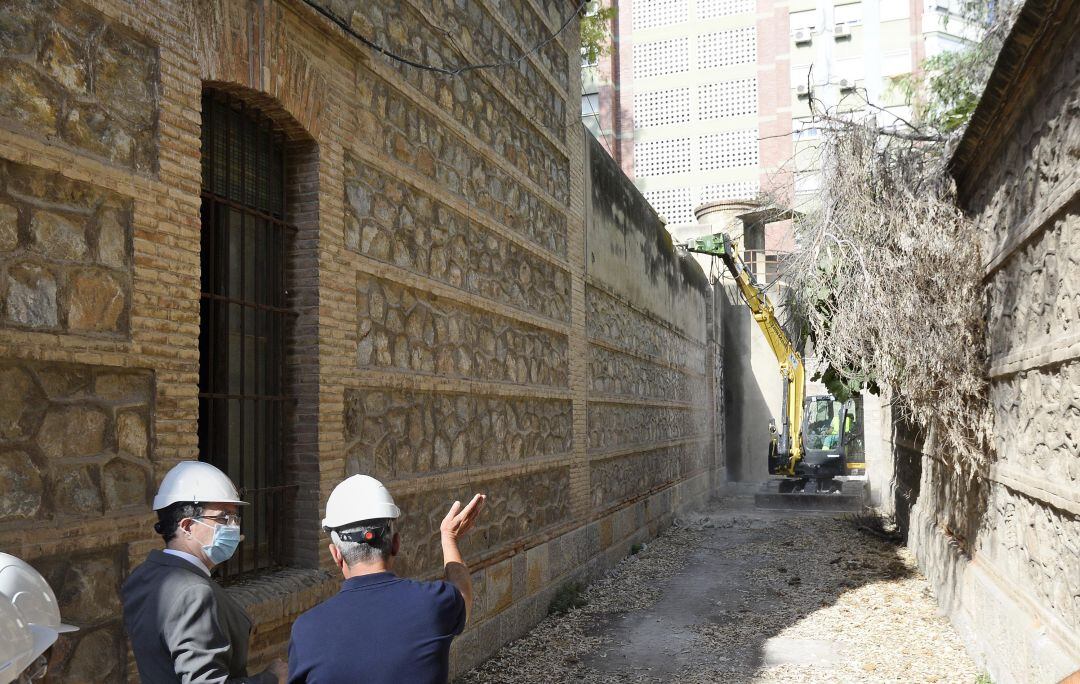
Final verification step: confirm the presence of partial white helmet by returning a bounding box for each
[0,598,34,684]
[322,475,400,530]
[152,461,248,510]
[0,553,76,679]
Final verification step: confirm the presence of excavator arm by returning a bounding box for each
[682,233,805,476]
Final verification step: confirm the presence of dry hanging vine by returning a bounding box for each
[776,0,1021,471]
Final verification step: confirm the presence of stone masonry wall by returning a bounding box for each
[0,160,132,336]
[0,0,158,173]
[0,0,720,680]
[909,3,1080,682]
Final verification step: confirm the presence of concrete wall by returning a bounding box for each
[0,1,721,680]
[907,2,1080,682]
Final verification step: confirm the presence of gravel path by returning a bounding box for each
[458,497,982,683]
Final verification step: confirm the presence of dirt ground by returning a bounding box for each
[459,493,983,683]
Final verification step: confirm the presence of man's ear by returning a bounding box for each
[329,543,344,568]
[391,532,400,557]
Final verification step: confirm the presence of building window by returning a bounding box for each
[581,92,600,119]
[198,91,296,576]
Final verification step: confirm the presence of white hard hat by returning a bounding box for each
[0,553,75,672]
[0,598,35,684]
[322,475,400,529]
[152,461,248,510]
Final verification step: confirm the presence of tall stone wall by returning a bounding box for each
[0,1,721,681]
[909,2,1080,682]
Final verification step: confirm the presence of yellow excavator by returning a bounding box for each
[680,233,862,494]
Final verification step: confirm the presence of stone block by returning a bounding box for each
[37,405,107,459]
[65,268,126,333]
[36,548,123,628]
[93,371,152,403]
[511,551,527,602]
[102,457,149,510]
[4,261,58,328]
[30,210,88,261]
[0,201,17,252]
[0,449,43,520]
[525,543,547,594]
[0,59,58,135]
[52,465,103,516]
[93,25,157,121]
[484,558,513,616]
[0,2,37,55]
[0,365,45,440]
[62,103,136,168]
[34,365,92,399]
[116,411,148,459]
[61,626,123,682]
[40,28,88,94]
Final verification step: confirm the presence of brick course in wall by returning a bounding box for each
[0,0,721,680]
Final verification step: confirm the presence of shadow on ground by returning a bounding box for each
[582,498,913,682]
[459,490,978,683]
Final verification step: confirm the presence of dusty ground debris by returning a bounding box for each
[458,498,981,683]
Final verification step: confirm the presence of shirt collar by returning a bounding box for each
[342,571,397,591]
[163,548,212,577]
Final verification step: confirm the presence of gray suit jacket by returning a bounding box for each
[121,550,275,684]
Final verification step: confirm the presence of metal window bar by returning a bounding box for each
[199,92,297,577]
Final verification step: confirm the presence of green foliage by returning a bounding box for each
[580,3,617,66]
[548,581,587,615]
[893,44,999,134]
[629,542,644,555]
[813,365,879,403]
[891,0,1019,133]
[974,675,993,684]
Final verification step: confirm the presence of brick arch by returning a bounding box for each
[193,0,327,141]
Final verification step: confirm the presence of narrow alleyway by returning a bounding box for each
[460,493,981,683]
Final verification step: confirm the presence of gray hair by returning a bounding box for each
[330,519,394,566]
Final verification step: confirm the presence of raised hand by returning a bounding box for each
[440,493,486,542]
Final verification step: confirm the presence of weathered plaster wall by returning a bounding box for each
[909,3,1080,682]
[0,0,721,680]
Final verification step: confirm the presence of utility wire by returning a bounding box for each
[301,0,589,77]
[581,82,617,156]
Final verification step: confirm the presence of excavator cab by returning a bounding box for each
[798,395,849,481]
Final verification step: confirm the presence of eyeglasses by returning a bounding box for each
[194,514,242,526]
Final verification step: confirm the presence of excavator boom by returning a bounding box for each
[682,233,805,475]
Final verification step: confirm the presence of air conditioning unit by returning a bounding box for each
[834,23,852,38]
[796,83,811,97]
[838,78,856,92]
[792,28,812,45]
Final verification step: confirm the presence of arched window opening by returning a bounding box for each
[198,90,296,576]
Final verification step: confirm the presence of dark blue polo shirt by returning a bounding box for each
[288,572,466,684]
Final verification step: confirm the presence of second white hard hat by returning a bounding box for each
[152,461,248,510]
[0,553,77,680]
[0,598,34,684]
[322,475,401,530]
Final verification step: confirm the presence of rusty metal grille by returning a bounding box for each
[198,92,295,576]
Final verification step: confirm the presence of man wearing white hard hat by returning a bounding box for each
[0,553,77,684]
[287,475,485,683]
[121,461,287,683]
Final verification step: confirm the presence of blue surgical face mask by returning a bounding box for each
[194,520,242,565]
